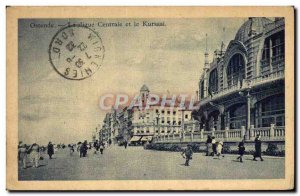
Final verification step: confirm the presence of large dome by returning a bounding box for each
[234,17,273,43]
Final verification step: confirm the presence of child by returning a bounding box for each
[216,141,224,159]
[237,140,245,163]
[99,143,104,154]
[181,144,193,166]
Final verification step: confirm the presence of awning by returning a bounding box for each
[129,136,142,142]
[141,136,153,142]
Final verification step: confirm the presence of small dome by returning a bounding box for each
[234,17,273,43]
[140,84,150,92]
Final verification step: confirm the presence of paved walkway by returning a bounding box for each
[19,146,284,180]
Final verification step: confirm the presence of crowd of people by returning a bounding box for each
[19,135,265,169]
[18,139,114,169]
[181,134,264,166]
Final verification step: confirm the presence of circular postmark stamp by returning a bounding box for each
[49,25,105,80]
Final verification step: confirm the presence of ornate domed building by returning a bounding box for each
[196,17,285,142]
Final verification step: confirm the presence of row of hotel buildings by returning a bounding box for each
[98,17,285,144]
[98,85,197,144]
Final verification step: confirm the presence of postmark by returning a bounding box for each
[49,25,105,80]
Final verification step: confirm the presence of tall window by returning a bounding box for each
[271,31,285,72]
[260,31,285,76]
[200,80,204,99]
[227,103,246,129]
[209,68,218,93]
[258,94,285,127]
[261,41,271,76]
[227,54,245,87]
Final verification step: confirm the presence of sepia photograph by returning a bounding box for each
[6,6,294,190]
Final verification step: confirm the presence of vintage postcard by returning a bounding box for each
[6,7,294,190]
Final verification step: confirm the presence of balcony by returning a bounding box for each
[200,69,284,106]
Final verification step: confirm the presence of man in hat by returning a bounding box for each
[253,134,264,161]
[47,141,54,159]
[181,144,193,166]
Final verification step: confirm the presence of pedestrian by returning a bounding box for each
[108,139,112,146]
[18,142,23,161]
[253,134,264,161]
[47,141,54,159]
[124,140,128,149]
[69,145,75,156]
[94,140,99,154]
[29,143,40,168]
[77,142,82,157]
[216,141,224,159]
[18,144,28,169]
[181,144,193,166]
[81,140,88,157]
[99,143,104,154]
[237,140,245,163]
[206,135,212,156]
[212,136,217,156]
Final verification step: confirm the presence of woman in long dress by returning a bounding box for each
[29,143,40,168]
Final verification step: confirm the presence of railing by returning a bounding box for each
[274,126,285,137]
[246,70,284,89]
[227,129,242,140]
[200,83,241,105]
[200,69,284,105]
[251,127,270,138]
[153,125,285,143]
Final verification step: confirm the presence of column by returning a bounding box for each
[212,127,215,137]
[250,125,255,140]
[225,127,229,139]
[217,114,221,130]
[192,122,196,133]
[241,126,245,139]
[269,38,273,73]
[246,92,251,140]
[270,123,275,138]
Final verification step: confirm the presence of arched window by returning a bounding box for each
[227,54,245,87]
[209,69,218,93]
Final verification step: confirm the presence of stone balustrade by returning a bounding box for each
[199,69,284,106]
[153,124,285,143]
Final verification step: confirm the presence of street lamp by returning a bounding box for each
[238,84,252,140]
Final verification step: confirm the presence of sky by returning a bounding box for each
[18,18,246,145]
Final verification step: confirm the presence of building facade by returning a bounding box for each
[194,17,285,141]
[99,85,198,144]
[131,85,196,143]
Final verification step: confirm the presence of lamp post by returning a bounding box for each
[238,83,252,140]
